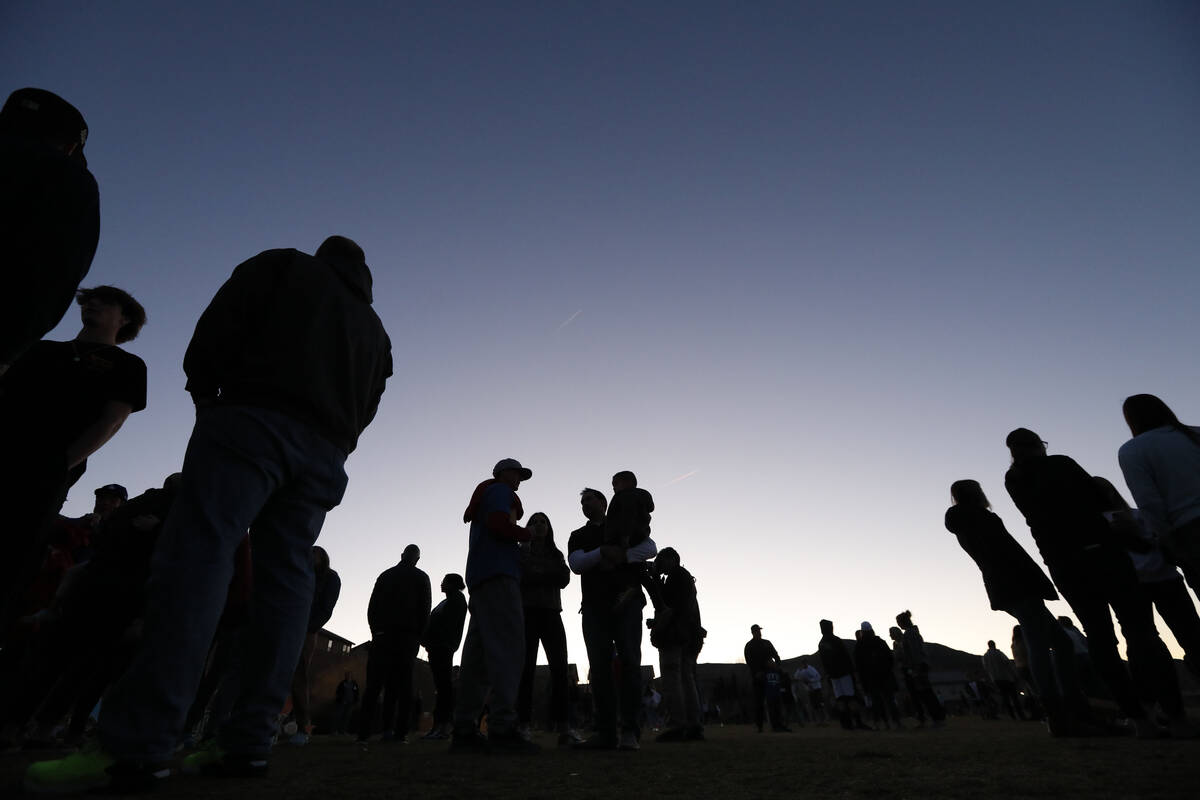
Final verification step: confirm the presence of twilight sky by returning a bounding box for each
[5,1,1199,667]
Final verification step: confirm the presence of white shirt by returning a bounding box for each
[1119,425,1200,536]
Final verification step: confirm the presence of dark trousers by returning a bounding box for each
[358,633,420,740]
[751,678,784,731]
[864,684,901,727]
[290,631,318,730]
[994,680,1025,720]
[904,668,945,722]
[1144,578,1200,669]
[582,596,643,739]
[1052,548,1183,720]
[427,646,454,727]
[517,607,569,728]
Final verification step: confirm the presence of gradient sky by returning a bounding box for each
[5,1,1199,668]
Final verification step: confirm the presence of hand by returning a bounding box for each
[600,545,625,565]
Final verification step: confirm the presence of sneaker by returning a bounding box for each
[24,745,170,794]
[422,728,449,741]
[617,730,640,751]
[181,741,269,778]
[449,731,490,753]
[557,729,584,747]
[288,731,309,746]
[572,734,618,750]
[488,731,541,754]
[655,727,688,743]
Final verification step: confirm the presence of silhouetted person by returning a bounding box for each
[334,673,359,735]
[895,611,945,727]
[0,88,98,374]
[744,624,787,732]
[516,512,575,744]
[289,546,341,744]
[25,236,391,793]
[818,620,866,731]
[1004,427,1189,737]
[1119,394,1200,593]
[421,573,467,739]
[569,486,658,751]
[0,285,147,637]
[648,547,705,742]
[452,459,539,754]
[945,479,1084,734]
[981,641,1025,721]
[795,659,827,724]
[855,622,901,729]
[358,544,429,746]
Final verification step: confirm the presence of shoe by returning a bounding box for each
[422,728,449,741]
[288,731,309,746]
[24,744,170,794]
[181,741,269,778]
[684,725,705,741]
[617,730,640,751]
[1131,717,1167,739]
[655,727,688,743]
[488,731,541,753]
[557,729,584,747]
[572,734,618,750]
[449,731,490,753]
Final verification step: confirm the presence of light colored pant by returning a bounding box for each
[453,576,524,736]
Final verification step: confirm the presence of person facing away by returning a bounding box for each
[981,640,1025,721]
[818,619,866,731]
[648,546,705,743]
[0,285,147,637]
[895,610,945,726]
[451,459,539,754]
[854,621,901,730]
[568,486,658,751]
[334,672,359,735]
[516,511,575,745]
[1004,427,1191,738]
[744,624,787,732]
[944,478,1084,733]
[1118,393,1200,593]
[25,235,391,794]
[0,88,99,375]
[288,546,341,745]
[358,543,429,746]
[421,573,467,740]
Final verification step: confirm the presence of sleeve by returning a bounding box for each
[1120,441,1169,537]
[311,571,341,631]
[482,484,528,542]
[626,536,657,563]
[552,550,570,589]
[107,353,147,412]
[568,547,604,574]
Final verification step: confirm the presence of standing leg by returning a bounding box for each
[516,608,541,727]
[543,612,570,731]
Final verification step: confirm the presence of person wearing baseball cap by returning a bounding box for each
[744,624,785,732]
[1,88,101,374]
[451,459,538,753]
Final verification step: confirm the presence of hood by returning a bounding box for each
[326,257,375,303]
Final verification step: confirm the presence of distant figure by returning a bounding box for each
[358,544,430,747]
[794,659,827,724]
[289,546,341,745]
[421,573,467,740]
[981,641,1025,721]
[0,88,99,374]
[945,478,1083,733]
[516,512,575,745]
[1119,394,1200,593]
[334,673,359,735]
[1093,475,1200,680]
[648,547,705,742]
[818,620,866,731]
[854,622,901,730]
[25,235,392,793]
[744,624,788,732]
[569,486,658,751]
[1004,427,1189,737]
[895,611,945,727]
[452,459,539,753]
[0,285,147,636]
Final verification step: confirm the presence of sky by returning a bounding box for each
[4,1,1200,668]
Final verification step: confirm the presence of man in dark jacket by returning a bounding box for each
[358,544,430,746]
[853,622,901,730]
[743,624,786,733]
[289,546,341,745]
[0,88,98,375]
[27,236,392,793]
[1004,428,1188,737]
[421,573,467,739]
[818,620,868,731]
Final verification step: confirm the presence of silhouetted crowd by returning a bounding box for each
[3,86,1199,794]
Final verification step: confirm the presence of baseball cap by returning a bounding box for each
[492,458,532,480]
[750,624,762,632]
[1005,428,1046,448]
[94,483,127,500]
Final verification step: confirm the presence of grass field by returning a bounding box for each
[3,718,1194,798]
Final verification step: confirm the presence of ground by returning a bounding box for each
[3,718,1194,798]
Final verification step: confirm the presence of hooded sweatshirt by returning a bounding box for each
[182,248,392,454]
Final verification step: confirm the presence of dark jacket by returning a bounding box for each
[650,565,703,649]
[945,505,1058,610]
[309,567,341,632]
[606,487,654,547]
[183,248,392,454]
[819,634,855,680]
[744,637,780,679]
[853,631,896,691]
[423,590,467,652]
[568,519,644,610]
[519,537,569,611]
[1005,454,1118,569]
[0,133,99,365]
[367,562,431,638]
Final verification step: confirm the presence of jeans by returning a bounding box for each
[517,607,569,728]
[427,646,454,727]
[657,644,700,728]
[98,405,348,762]
[1144,578,1200,666]
[291,631,318,730]
[358,632,420,740]
[582,594,644,739]
[1003,597,1083,715]
[453,576,524,736]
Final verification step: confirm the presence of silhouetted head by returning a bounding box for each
[441,573,465,593]
[889,626,903,642]
[655,547,680,572]
[316,235,366,268]
[987,640,996,649]
[612,470,637,492]
[92,484,126,518]
[950,479,990,509]
[580,487,607,521]
[1122,394,1180,437]
[492,458,532,489]
[0,88,89,162]
[1005,428,1047,463]
[401,544,420,565]
[77,286,146,343]
[896,610,913,629]
[312,546,330,573]
[819,619,833,635]
[1092,475,1131,512]
[527,512,557,548]
[750,624,762,639]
